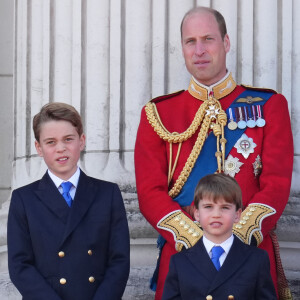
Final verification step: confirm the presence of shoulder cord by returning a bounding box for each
[145,97,227,198]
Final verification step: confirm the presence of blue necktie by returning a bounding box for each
[61,181,73,207]
[211,246,224,271]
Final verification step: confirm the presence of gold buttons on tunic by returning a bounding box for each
[88,250,93,256]
[60,278,67,285]
[89,276,95,283]
[58,251,65,258]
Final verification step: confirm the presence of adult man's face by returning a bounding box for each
[181,11,230,86]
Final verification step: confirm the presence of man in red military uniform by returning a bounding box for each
[134,6,293,300]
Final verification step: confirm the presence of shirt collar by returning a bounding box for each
[48,167,81,189]
[203,234,234,255]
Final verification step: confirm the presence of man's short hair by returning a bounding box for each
[180,6,227,40]
[33,102,83,142]
[194,173,242,210]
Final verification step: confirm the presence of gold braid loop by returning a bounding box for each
[145,102,207,143]
[168,96,228,198]
[168,112,212,197]
[217,109,227,171]
[218,111,227,126]
[145,96,228,198]
[212,124,221,136]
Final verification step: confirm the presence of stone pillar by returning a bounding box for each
[0,0,15,298]
[0,0,299,299]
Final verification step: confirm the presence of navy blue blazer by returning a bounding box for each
[162,236,277,300]
[7,170,130,300]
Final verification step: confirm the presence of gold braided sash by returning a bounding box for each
[145,96,227,198]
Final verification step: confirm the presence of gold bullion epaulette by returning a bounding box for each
[233,203,276,245]
[157,210,203,251]
[149,90,185,104]
[241,84,277,94]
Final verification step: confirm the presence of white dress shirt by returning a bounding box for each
[47,167,80,200]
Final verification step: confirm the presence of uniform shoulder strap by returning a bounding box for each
[241,84,277,94]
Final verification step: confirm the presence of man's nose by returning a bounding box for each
[195,41,205,56]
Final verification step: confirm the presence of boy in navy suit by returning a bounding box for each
[7,102,130,300]
[162,173,277,300]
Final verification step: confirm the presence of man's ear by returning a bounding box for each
[224,34,230,53]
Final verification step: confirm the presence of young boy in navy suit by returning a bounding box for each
[7,102,130,300]
[162,173,277,300]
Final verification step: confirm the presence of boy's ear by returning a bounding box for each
[35,140,43,157]
[234,208,242,223]
[194,208,200,222]
[79,134,86,151]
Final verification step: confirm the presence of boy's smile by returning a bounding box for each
[35,120,85,180]
[194,197,241,244]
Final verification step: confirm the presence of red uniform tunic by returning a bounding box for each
[134,76,293,300]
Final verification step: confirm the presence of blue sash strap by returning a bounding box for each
[173,90,274,206]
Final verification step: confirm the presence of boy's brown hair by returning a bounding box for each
[194,173,242,210]
[33,102,83,142]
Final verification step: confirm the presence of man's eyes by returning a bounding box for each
[186,39,195,44]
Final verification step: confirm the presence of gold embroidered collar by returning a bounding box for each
[188,72,237,101]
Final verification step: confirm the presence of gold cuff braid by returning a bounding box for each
[157,210,203,251]
[233,203,276,245]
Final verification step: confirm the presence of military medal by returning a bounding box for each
[224,155,243,177]
[246,106,256,128]
[234,133,257,159]
[255,105,266,127]
[237,107,247,129]
[253,155,262,177]
[227,108,238,130]
[206,105,220,119]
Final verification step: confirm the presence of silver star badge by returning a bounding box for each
[224,155,244,177]
[234,133,257,159]
[205,105,220,119]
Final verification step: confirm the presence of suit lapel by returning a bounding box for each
[60,171,97,245]
[34,172,70,223]
[186,238,219,283]
[207,236,252,294]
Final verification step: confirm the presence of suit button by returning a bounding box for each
[89,276,95,283]
[60,278,67,285]
[58,251,65,258]
[88,250,93,256]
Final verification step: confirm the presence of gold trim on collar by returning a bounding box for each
[188,73,237,101]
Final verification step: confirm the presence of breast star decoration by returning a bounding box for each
[224,154,244,177]
[234,133,257,159]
